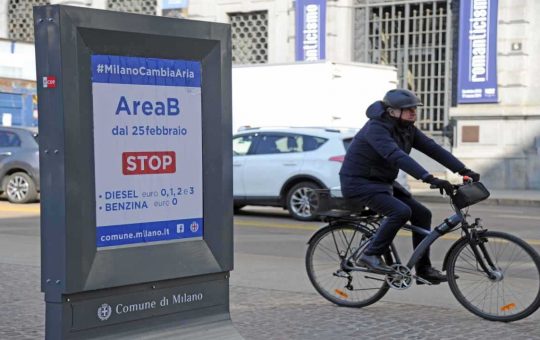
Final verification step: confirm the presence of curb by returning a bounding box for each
[413,194,540,207]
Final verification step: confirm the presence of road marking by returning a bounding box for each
[0,205,40,213]
[235,220,318,231]
[235,221,462,239]
[235,220,540,245]
[396,230,461,241]
[495,214,540,221]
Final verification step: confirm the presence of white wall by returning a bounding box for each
[50,0,101,6]
[496,0,540,107]
[187,0,355,63]
[450,0,540,189]
[326,0,355,62]
[0,0,7,39]
[0,0,355,64]
[0,40,36,80]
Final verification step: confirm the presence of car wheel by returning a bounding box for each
[286,181,321,221]
[5,172,38,204]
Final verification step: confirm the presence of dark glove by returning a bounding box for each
[423,175,454,196]
[458,168,480,182]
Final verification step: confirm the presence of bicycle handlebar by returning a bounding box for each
[428,176,475,197]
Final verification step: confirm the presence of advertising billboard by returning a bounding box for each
[91,55,203,249]
[35,5,234,337]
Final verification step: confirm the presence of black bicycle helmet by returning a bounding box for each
[383,89,423,109]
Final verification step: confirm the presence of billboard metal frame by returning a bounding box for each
[34,5,234,338]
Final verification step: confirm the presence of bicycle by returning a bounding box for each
[305,178,540,322]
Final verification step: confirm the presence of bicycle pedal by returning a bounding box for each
[414,276,437,285]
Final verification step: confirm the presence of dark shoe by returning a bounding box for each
[357,254,394,274]
[416,267,448,285]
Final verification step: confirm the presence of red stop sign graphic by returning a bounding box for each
[122,151,176,175]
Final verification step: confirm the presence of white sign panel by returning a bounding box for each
[91,55,203,249]
[2,113,12,126]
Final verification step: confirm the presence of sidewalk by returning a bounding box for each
[230,285,540,339]
[4,263,540,340]
[411,188,540,207]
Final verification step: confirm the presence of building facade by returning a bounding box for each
[0,0,538,189]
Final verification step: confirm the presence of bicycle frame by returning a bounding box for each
[342,206,466,273]
[404,212,463,269]
[336,182,499,278]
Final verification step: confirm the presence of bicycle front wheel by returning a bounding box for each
[447,231,540,322]
[306,223,389,308]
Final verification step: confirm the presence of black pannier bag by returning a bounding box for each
[452,182,490,209]
[313,189,376,217]
[314,189,350,213]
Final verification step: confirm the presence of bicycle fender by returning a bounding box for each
[307,225,333,245]
[442,237,468,271]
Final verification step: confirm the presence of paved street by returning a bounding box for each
[1,201,540,339]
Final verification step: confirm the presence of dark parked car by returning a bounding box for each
[0,126,39,203]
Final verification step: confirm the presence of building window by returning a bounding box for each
[354,0,450,133]
[8,0,50,42]
[228,11,268,65]
[107,0,157,15]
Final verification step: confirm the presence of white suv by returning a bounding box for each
[233,127,357,220]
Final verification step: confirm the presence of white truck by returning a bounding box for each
[232,61,398,132]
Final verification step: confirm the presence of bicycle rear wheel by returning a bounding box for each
[447,231,540,322]
[306,223,389,308]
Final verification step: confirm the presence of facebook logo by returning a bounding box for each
[176,224,184,233]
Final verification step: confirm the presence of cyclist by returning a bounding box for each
[339,88,480,284]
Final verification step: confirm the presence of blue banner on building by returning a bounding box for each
[457,0,499,103]
[295,0,326,62]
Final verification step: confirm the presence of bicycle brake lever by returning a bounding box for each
[428,184,447,196]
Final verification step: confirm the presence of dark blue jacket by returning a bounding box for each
[339,101,465,198]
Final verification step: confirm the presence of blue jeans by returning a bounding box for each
[361,189,433,270]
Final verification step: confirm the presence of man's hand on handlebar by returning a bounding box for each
[458,168,480,182]
[422,174,454,196]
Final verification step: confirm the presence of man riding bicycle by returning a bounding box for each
[339,88,480,284]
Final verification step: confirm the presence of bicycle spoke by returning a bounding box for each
[466,281,494,306]
[461,280,490,301]
[461,247,479,264]
[457,247,481,269]
[453,266,487,277]
[314,243,341,262]
[501,243,522,274]
[307,225,388,308]
[502,282,528,313]
[449,232,540,321]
